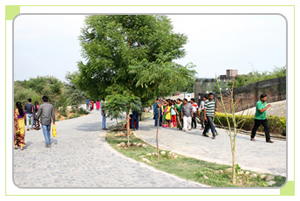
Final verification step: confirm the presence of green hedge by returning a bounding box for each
[214,113,286,135]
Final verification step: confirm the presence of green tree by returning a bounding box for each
[14,76,64,108]
[65,72,86,112]
[227,65,286,88]
[104,92,142,144]
[104,93,127,125]
[76,15,195,140]
[76,15,194,102]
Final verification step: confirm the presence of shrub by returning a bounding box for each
[71,106,76,113]
[69,114,81,119]
[77,108,89,115]
[214,113,286,135]
[59,106,67,117]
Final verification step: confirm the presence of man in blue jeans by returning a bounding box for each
[100,98,107,130]
[24,98,34,131]
[36,96,55,148]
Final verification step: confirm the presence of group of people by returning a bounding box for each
[153,93,274,142]
[86,99,101,111]
[153,93,219,139]
[14,96,56,150]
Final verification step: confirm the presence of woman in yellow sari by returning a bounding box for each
[14,102,26,150]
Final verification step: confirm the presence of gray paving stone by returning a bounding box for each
[136,118,286,177]
[13,110,206,188]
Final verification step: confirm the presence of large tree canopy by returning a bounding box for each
[76,15,196,104]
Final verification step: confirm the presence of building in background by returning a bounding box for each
[217,69,238,82]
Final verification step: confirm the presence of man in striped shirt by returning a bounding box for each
[202,93,217,139]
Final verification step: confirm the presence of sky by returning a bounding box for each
[14,14,286,82]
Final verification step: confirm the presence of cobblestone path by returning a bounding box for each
[13,110,205,188]
[136,118,286,177]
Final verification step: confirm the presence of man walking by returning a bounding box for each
[199,96,207,130]
[190,98,198,129]
[202,93,217,139]
[251,94,274,143]
[24,98,34,131]
[181,98,193,132]
[100,98,107,130]
[36,96,55,148]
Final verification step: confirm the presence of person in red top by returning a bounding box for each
[190,98,198,129]
[96,100,100,110]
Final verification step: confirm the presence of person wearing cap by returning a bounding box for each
[250,94,274,143]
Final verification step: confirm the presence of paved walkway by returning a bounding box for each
[13,110,206,188]
[135,118,286,177]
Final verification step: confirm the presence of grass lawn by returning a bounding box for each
[106,118,286,187]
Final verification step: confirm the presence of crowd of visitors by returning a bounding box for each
[153,95,219,138]
[14,92,273,151]
[153,98,210,132]
[153,93,274,142]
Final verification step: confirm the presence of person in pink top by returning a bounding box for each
[96,100,100,110]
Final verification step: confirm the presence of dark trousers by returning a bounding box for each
[203,116,216,137]
[154,113,162,127]
[251,119,271,142]
[192,112,197,128]
[132,111,139,130]
[159,112,162,126]
[199,110,205,128]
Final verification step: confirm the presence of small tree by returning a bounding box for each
[104,92,142,145]
[215,76,248,184]
[104,93,127,126]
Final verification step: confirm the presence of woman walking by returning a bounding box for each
[14,102,26,150]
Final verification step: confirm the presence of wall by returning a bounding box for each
[194,76,286,113]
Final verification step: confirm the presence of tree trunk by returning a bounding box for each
[126,111,130,145]
[156,108,160,160]
[232,146,236,184]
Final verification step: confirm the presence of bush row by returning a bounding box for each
[214,113,286,135]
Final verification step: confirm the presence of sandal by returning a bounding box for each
[14,145,18,149]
